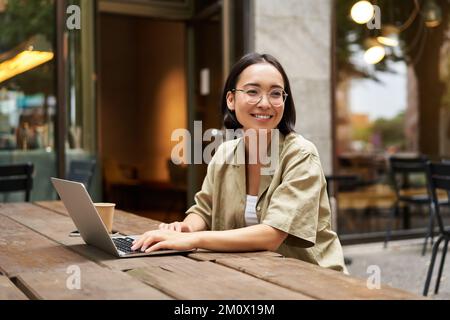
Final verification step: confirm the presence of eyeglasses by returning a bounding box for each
[232,87,288,107]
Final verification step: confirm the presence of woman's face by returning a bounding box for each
[226,63,285,132]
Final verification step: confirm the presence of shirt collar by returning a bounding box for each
[231,130,286,171]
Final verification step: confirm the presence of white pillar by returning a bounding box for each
[251,0,333,173]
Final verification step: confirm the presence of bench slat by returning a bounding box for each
[216,257,421,300]
[127,258,312,300]
[0,275,28,300]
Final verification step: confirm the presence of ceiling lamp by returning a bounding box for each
[351,1,375,24]
[0,35,54,84]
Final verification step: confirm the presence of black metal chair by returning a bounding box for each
[423,161,450,296]
[325,174,360,266]
[384,155,432,250]
[0,163,34,202]
[67,159,96,190]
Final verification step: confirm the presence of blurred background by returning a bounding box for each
[0,0,449,245]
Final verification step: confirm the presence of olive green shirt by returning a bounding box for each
[186,132,346,272]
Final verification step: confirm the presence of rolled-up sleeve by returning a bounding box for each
[261,152,325,248]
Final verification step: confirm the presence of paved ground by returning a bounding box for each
[343,238,450,299]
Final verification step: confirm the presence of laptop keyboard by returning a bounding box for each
[112,237,141,254]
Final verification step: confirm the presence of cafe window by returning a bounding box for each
[335,0,450,240]
[0,0,57,201]
[65,0,99,198]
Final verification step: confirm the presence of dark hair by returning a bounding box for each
[221,52,296,135]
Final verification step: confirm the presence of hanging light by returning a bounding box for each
[351,1,375,24]
[0,35,54,84]
[422,0,442,28]
[377,25,400,47]
[364,38,386,64]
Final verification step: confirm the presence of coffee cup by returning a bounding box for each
[94,202,115,233]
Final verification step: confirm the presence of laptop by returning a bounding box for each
[51,177,192,258]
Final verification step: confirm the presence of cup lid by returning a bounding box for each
[94,202,116,207]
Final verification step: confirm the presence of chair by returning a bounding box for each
[0,163,34,202]
[384,155,432,250]
[325,174,360,230]
[67,159,96,190]
[423,161,450,296]
[325,174,359,266]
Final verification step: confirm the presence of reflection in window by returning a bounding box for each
[0,0,55,152]
[335,0,450,236]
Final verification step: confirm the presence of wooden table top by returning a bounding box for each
[0,201,421,300]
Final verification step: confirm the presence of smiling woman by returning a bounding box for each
[132,53,347,273]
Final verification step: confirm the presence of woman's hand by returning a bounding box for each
[131,229,199,253]
[158,221,193,232]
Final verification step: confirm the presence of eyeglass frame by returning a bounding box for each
[231,88,288,107]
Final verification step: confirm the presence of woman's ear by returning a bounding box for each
[226,91,235,111]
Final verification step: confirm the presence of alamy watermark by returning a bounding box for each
[171,122,280,175]
[367,5,381,30]
[66,265,81,290]
[66,4,81,30]
[366,265,381,290]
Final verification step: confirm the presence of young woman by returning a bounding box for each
[131,53,346,272]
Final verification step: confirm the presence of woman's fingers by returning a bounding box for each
[140,237,153,251]
[167,222,185,232]
[131,231,155,250]
[140,233,164,251]
[131,237,143,250]
[145,241,167,253]
[159,222,185,232]
[131,228,190,252]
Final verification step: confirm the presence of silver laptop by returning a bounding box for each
[51,177,191,258]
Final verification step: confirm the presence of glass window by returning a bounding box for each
[65,0,99,199]
[335,0,450,239]
[0,0,57,201]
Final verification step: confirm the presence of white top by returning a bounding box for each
[244,195,259,226]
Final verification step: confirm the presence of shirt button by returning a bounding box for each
[256,206,261,211]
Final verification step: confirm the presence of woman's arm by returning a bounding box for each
[196,224,288,252]
[132,224,288,253]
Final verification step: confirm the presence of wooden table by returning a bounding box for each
[0,201,421,300]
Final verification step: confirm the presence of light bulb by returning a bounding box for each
[351,1,375,24]
[364,45,386,64]
[423,0,442,28]
[376,25,400,47]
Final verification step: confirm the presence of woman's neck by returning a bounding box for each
[243,129,273,165]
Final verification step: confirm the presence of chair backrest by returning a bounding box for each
[389,155,428,197]
[0,163,34,202]
[67,159,96,190]
[426,161,450,234]
[325,174,360,196]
